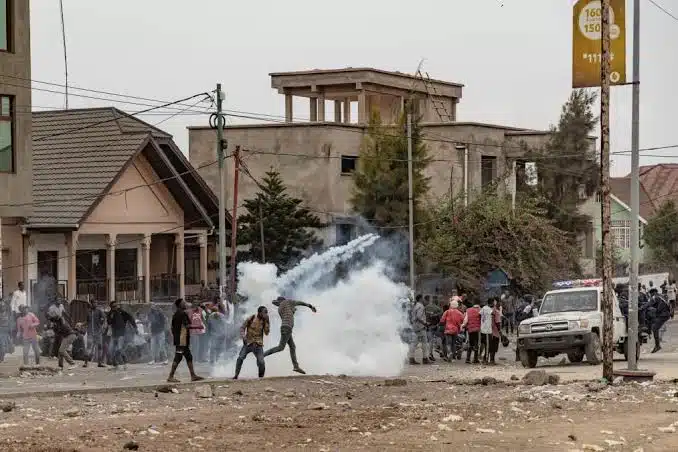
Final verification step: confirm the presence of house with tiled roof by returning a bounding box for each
[1,108,227,307]
[589,177,658,271]
[637,164,678,208]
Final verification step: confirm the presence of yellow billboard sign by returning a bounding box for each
[572,0,627,88]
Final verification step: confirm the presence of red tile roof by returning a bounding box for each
[609,177,657,220]
[636,164,678,211]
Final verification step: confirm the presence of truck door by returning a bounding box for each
[612,295,626,343]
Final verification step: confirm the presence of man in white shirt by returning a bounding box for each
[10,282,27,314]
[667,280,677,319]
[479,300,494,364]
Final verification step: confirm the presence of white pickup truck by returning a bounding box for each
[516,283,638,368]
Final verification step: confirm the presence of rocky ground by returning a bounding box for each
[1,372,678,451]
[1,321,678,451]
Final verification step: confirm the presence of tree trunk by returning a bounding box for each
[600,0,614,382]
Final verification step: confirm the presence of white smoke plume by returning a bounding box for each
[211,235,410,379]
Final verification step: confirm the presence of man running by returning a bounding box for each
[233,306,270,379]
[264,296,317,375]
[167,299,204,383]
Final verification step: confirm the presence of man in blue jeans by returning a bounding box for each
[148,304,168,365]
[106,301,136,370]
[234,306,270,379]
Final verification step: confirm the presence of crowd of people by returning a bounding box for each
[0,282,239,371]
[402,292,540,365]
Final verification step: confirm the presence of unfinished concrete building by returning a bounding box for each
[188,68,596,275]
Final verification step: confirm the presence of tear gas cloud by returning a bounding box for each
[211,234,410,378]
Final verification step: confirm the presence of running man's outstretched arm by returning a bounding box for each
[293,301,317,313]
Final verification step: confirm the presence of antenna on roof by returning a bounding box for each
[59,0,69,109]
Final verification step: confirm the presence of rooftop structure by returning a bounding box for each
[270,67,464,124]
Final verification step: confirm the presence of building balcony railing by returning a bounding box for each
[115,277,145,303]
[76,279,108,303]
[150,274,180,302]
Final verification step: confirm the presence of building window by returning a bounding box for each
[115,249,138,280]
[341,155,357,175]
[184,245,200,285]
[1,0,10,52]
[0,95,13,172]
[481,155,496,189]
[611,219,631,249]
[336,223,354,246]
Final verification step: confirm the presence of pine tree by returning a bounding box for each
[350,111,431,233]
[527,90,599,238]
[237,170,322,271]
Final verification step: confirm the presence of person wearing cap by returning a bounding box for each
[263,296,316,375]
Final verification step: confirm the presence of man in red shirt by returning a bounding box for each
[16,305,40,366]
[462,300,482,364]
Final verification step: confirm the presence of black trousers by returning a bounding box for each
[466,331,479,362]
[652,316,669,347]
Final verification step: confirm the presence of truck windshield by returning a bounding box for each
[540,290,598,314]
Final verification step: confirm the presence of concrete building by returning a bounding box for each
[190,68,562,247]
[1,108,223,307]
[0,0,32,297]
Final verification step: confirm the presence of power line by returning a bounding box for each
[33,92,211,143]
[0,74,216,111]
[647,0,678,21]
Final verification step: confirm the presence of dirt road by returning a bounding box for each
[1,373,678,451]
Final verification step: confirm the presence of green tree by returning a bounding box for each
[523,90,599,241]
[350,112,431,233]
[643,200,678,267]
[237,169,322,271]
[420,191,579,293]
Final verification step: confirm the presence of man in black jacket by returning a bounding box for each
[646,292,671,354]
[84,301,107,368]
[106,301,137,369]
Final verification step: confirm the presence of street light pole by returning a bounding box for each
[627,0,641,372]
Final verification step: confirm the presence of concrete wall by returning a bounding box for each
[1,218,24,293]
[0,0,32,217]
[188,122,550,238]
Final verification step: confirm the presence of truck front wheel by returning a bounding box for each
[519,349,538,368]
[585,333,602,365]
[567,349,585,363]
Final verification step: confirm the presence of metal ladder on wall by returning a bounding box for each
[415,70,455,122]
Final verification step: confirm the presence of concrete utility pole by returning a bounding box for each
[600,0,615,382]
[230,146,241,306]
[215,84,228,302]
[259,202,266,263]
[627,0,641,372]
[407,113,416,291]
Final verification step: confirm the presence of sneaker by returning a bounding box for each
[161,360,169,365]
[97,363,106,368]
[67,365,77,370]
[191,375,205,382]
[409,358,420,365]
[293,367,306,375]
[167,377,180,383]
[148,361,156,365]
[82,362,89,368]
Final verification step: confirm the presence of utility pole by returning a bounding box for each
[627,0,641,372]
[259,202,266,263]
[215,84,227,303]
[407,113,416,291]
[229,146,241,306]
[600,0,615,382]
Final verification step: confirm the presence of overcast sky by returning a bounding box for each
[29,0,678,177]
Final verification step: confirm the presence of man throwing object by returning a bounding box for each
[233,306,270,379]
[264,296,316,375]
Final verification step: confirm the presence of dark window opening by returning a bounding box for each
[1,0,11,52]
[341,155,358,174]
[481,155,496,189]
[115,248,138,280]
[37,251,58,280]
[184,245,200,285]
[0,95,13,172]
[336,223,354,246]
[76,250,107,281]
